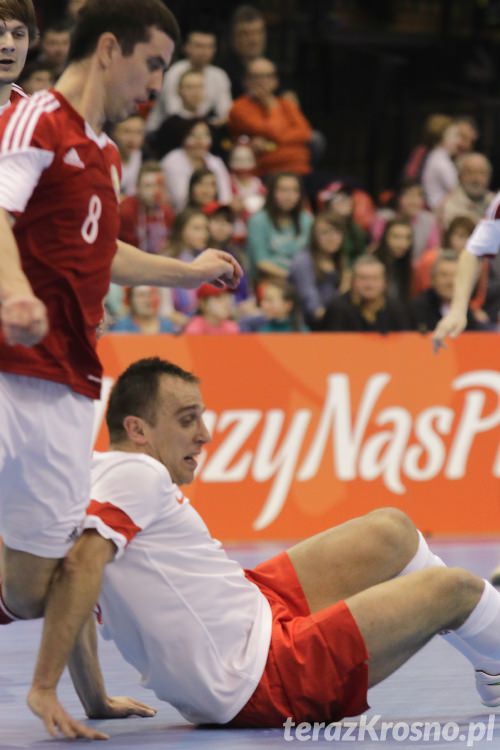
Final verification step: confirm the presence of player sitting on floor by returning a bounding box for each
[70,357,500,728]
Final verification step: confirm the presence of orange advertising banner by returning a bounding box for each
[95,333,500,540]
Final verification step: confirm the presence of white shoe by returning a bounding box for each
[475,670,500,707]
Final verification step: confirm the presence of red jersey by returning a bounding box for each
[0,90,121,398]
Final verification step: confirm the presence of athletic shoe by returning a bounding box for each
[475,670,500,707]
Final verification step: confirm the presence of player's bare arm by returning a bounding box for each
[69,614,157,721]
[27,531,116,740]
[432,251,480,352]
[112,239,243,290]
[0,209,48,346]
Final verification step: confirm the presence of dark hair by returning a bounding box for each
[178,117,210,147]
[107,357,199,443]
[259,278,304,331]
[309,211,346,281]
[264,173,304,235]
[186,28,216,42]
[374,218,413,303]
[188,167,218,207]
[42,19,73,36]
[231,4,265,30]
[17,58,56,86]
[68,0,180,63]
[443,215,475,247]
[167,207,207,257]
[0,0,37,41]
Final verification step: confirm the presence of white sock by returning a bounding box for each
[398,531,500,673]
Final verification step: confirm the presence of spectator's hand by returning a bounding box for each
[251,136,276,154]
[27,687,109,740]
[281,89,300,105]
[473,308,490,324]
[190,249,243,290]
[432,310,467,352]
[1,293,48,346]
[87,696,156,720]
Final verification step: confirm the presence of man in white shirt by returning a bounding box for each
[147,29,232,133]
[67,357,500,730]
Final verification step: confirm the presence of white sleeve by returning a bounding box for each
[0,149,54,212]
[213,69,233,120]
[85,457,176,557]
[466,219,500,258]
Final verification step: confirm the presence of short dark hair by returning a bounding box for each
[231,5,264,30]
[106,357,199,443]
[68,0,180,63]
[42,19,73,37]
[0,0,37,41]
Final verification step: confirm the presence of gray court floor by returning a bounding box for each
[1,540,500,749]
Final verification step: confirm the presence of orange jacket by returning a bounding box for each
[229,95,312,176]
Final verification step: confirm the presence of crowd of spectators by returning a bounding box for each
[29,2,500,336]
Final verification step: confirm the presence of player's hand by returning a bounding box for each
[1,293,48,347]
[88,696,157,720]
[189,249,243,290]
[432,309,467,353]
[27,686,109,740]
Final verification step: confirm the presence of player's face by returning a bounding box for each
[107,27,175,122]
[0,18,30,92]
[147,376,210,485]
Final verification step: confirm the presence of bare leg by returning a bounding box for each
[345,567,484,687]
[288,507,418,612]
[2,545,59,618]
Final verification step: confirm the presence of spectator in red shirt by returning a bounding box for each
[228,57,312,177]
[119,161,175,255]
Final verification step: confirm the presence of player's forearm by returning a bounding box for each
[0,209,33,301]
[30,532,113,693]
[68,616,108,717]
[450,251,481,315]
[111,240,198,288]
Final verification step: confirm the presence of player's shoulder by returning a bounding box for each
[0,90,61,149]
[10,83,28,102]
[92,450,174,490]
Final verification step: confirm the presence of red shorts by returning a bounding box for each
[229,551,369,727]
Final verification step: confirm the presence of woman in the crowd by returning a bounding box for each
[246,172,313,283]
[161,119,232,212]
[290,211,350,329]
[373,218,414,305]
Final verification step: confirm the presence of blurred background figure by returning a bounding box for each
[184,284,239,334]
[111,115,146,197]
[110,286,177,334]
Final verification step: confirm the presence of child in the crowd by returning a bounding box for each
[290,211,350,329]
[187,167,219,212]
[373,218,414,305]
[184,284,239,334]
[240,278,308,332]
[371,180,440,259]
[205,203,253,309]
[165,208,210,318]
[318,182,367,265]
[246,172,313,283]
[110,286,177,334]
[228,140,266,243]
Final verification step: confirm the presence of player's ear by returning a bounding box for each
[122,415,148,445]
[96,32,121,69]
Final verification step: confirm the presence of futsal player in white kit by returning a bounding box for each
[67,357,500,729]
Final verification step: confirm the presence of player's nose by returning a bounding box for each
[0,32,15,51]
[147,68,164,97]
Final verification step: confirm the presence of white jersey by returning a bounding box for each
[466,191,500,258]
[85,451,272,725]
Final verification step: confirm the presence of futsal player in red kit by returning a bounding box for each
[0,0,241,739]
[0,0,34,114]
